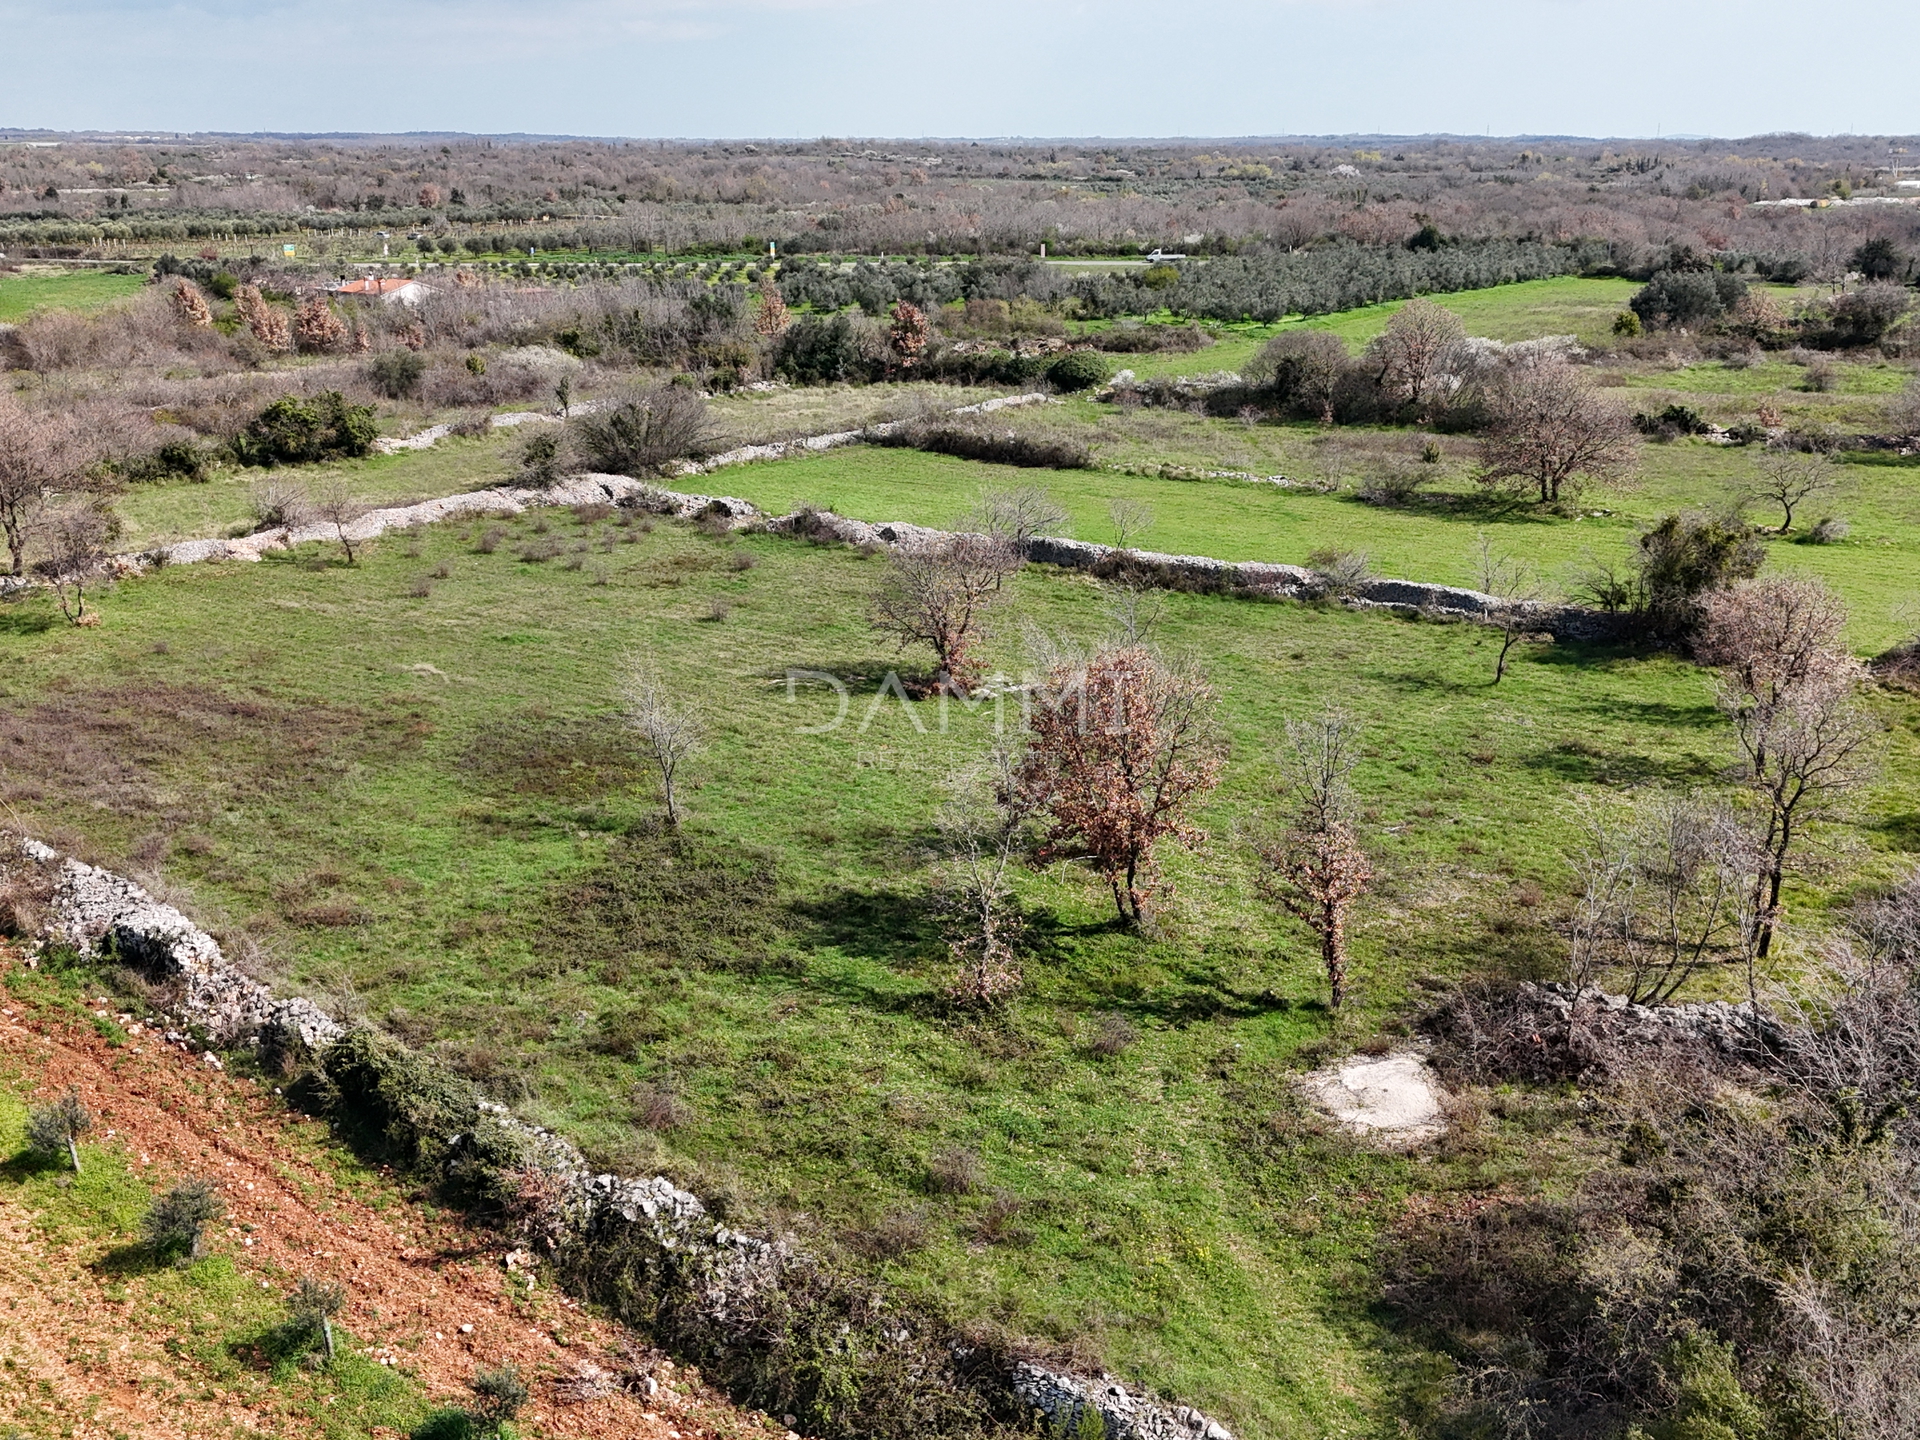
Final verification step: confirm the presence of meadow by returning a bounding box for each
[0,267,147,323]
[2,491,1914,1436]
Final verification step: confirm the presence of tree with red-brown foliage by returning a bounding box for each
[234,284,292,351]
[1251,709,1372,1007]
[1013,644,1225,927]
[888,300,930,370]
[294,294,348,353]
[170,278,213,329]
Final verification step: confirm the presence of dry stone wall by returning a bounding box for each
[5,833,1232,1440]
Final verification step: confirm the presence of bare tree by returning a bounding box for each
[620,657,703,827]
[871,533,1021,691]
[309,480,370,564]
[1746,448,1840,534]
[1014,644,1225,927]
[34,502,117,625]
[1477,361,1637,505]
[1251,709,1372,1007]
[962,484,1069,550]
[0,397,89,576]
[1734,663,1878,957]
[248,477,313,538]
[1889,377,1920,440]
[1566,792,1760,1004]
[933,748,1032,1005]
[1698,576,1851,778]
[1107,497,1155,552]
[1471,532,1544,684]
[1365,297,1466,418]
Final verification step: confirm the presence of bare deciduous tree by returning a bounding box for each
[0,397,89,577]
[1698,576,1851,777]
[1365,297,1466,418]
[1735,663,1878,957]
[1566,792,1761,1005]
[1477,361,1637,505]
[871,533,1021,691]
[933,748,1032,1006]
[1107,497,1155,552]
[1251,709,1372,1007]
[1472,532,1544,685]
[620,657,702,827]
[34,502,117,625]
[309,480,370,564]
[1013,643,1225,927]
[962,484,1069,550]
[1746,448,1840,534]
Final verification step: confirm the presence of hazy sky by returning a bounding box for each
[4,0,1917,140]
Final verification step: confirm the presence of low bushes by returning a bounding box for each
[870,420,1092,470]
[230,392,378,467]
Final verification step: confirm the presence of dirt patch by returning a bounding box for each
[1300,1051,1446,1146]
[0,953,779,1440]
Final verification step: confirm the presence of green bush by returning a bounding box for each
[368,350,428,399]
[144,1178,224,1262]
[231,392,378,467]
[773,313,880,385]
[123,439,211,484]
[1046,350,1107,393]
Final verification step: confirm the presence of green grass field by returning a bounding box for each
[718,439,1920,653]
[0,268,147,323]
[2,505,1913,1438]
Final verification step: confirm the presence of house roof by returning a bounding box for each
[330,276,427,296]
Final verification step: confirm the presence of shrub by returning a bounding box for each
[248,477,311,531]
[122,438,209,484]
[144,1178,224,1262]
[1629,269,1748,329]
[1806,516,1849,544]
[772,312,881,385]
[1634,403,1711,439]
[568,384,714,477]
[25,1090,90,1172]
[515,428,563,488]
[231,392,378,467]
[1613,309,1643,337]
[926,1147,982,1195]
[1089,1014,1138,1057]
[1046,349,1108,392]
[1086,323,1211,354]
[368,349,428,399]
[873,421,1091,470]
[1632,511,1767,640]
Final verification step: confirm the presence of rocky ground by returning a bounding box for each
[0,946,783,1440]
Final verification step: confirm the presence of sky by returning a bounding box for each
[3,0,1918,141]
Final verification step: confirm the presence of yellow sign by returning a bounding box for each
[283,243,297,256]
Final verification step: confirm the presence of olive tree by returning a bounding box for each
[25,1090,90,1173]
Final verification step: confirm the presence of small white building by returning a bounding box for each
[329,276,433,306]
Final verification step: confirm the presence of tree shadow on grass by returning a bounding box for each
[0,1149,66,1184]
[0,604,57,636]
[1518,738,1720,787]
[1876,811,1920,853]
[92,1242,168,1278]
[225,1320,320,1376]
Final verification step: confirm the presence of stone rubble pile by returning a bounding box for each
[1519,981,1789,1057]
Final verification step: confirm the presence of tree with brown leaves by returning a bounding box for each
[1477,361,1637,505]
[753,277,790,337]
[169,278,213,329]
[1014,644,1225,927]
[871,532,1022,691]
[234,284,292,350]
[1252,709,1372,1007]
[888,300,930,370]
[294,294,348,353]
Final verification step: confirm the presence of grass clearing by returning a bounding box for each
[0,505,1912,1437]
[0,267,148,322]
